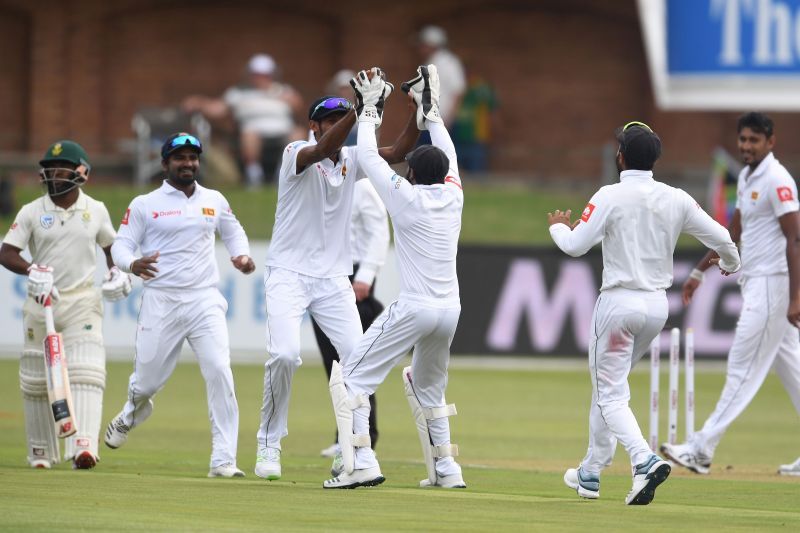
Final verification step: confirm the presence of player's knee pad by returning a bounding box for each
[329,361,371,475]
[62,335,105,460]
[402,366,459,485]
[19,350,59,465]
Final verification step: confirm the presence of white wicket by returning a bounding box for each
[668,328,680,445]
[648,336,660,452]
[685,328,695,439]
[648,327,696,451]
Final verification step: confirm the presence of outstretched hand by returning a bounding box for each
[547,209,579,229]
[132,251,160,280]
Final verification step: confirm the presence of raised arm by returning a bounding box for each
[295,110,357,173]
[548,193,606,257]
[377,96,420,164]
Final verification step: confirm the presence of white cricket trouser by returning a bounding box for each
[581,288,668,475]
[690,274,800,458]
[121,286,239,468]
[258,267,362,449]
[342,297,461,471]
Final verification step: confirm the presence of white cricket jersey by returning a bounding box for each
[356,121,463,306]
[3,190,115,292]
[350,179,389,286]
[112,181,250,290]
[266,140,364,278]
[429,49,466,125]
[735,152,799,277]
[550,170,740,292]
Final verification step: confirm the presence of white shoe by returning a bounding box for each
[564,466,599,499]
[323,465,385,489]
[320,443,340,458]
[30,459,51,469]
[625,454,671,505]
[104,413,130,449]
[73,450,98,470]
[419,473,467,489]
[208,463,245,478]
[660,442,711,475]
[255,447,281,480]
[778,457,800,476]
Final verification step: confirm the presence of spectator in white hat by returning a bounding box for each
[184,53,303,186]
[416,26,466,128]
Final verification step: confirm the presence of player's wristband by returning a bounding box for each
[689,268,705,282]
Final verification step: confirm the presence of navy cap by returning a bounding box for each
[406,145,449,185]
[161,132,203,160]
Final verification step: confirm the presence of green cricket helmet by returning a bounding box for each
[39,140,91,196]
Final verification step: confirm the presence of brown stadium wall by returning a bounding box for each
[2,0,800,180]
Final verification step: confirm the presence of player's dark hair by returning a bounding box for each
[737,112,774,137]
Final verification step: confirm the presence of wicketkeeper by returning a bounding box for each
[0,140,132,469]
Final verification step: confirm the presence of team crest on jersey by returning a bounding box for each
[751,191,759,200]
[777,186,794,202]
[40,214,55,229]
[580,203,596,222]
[201,207,215,216]
[27,328,34,341]
[82,211,91,224]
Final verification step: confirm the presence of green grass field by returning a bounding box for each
[1,359,798,531]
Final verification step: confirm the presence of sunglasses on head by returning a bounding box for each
[313,97,352,115]
[622,121,653,133]
[169,134,202,149]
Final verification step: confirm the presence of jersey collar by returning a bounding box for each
[160,180,203,197]
[619,169,654,182]
[44,189,87,212]
[743,152,774,182]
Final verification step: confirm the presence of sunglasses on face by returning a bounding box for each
[169,134,202,150]
[313,97,352,114]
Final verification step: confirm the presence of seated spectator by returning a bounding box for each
[184,54,303,186]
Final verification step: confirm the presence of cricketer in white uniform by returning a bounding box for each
[104,133,255,478]
[324,65,466,489]
[0,140,132,470]
[662,112,800,475]
[256,82,418,480]
[313,176,390,458]
[549,122,740,505]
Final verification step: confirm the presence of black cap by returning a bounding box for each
[308,95,352,121]
[615,123,662,171]
[406,145,450,185]
[161,132,203,160]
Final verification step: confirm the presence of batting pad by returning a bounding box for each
[329,362,371,475]
[19,350,60,466]
[62,334,105,461]
[402,366,459,485]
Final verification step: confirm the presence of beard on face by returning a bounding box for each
[169,167,196,186]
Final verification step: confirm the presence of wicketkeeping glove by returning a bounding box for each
[102,266,133,302]
[401,64,442,130]
[350,69,387,127]
[27,264,59,305]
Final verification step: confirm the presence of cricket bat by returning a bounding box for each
[43,296,77,438]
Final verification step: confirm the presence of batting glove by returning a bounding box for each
[27,264,58,305]
[102,266,133,302]
[401,64,442,130]
[351,69,388,126]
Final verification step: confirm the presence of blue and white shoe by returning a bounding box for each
[625,454,671,505]
[564,466,600,499]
